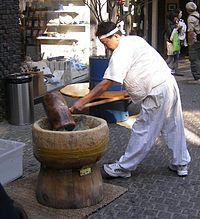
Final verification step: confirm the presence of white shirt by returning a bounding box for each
[178,19,187,41]
[103,36,171,103]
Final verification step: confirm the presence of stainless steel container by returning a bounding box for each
[6,73,34,125]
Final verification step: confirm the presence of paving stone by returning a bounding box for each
[157,211,172,219]
[172,213,187,219]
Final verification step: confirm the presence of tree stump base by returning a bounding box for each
[36,164,103,209]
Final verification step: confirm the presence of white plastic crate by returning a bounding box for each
[0,139,25,185]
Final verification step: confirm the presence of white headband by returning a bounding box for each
[99,27,119,40]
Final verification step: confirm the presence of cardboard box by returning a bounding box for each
[30,71,46,98]
[0,139,25,185]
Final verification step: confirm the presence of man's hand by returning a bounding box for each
[69,99,85,113]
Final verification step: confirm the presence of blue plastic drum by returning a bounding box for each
[89,56,129,123]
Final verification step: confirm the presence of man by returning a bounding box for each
[185,2,200,80]
[70,21,191,178]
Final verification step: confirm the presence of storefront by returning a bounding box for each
[19,0,90,87]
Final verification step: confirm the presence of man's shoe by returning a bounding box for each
[103,162,131,178]
[168,164,188,177]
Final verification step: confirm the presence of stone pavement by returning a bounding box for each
[0,58,200,219]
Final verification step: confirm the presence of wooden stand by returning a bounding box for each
[36,164,103,209]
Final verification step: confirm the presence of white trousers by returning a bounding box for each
[119,76,191,170]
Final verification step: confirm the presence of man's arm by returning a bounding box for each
[70,79,114,112]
